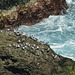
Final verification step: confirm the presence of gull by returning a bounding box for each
[8,44,11,47]
[20,44,23,47]
[37,63,40,65]
[52,53,54,57]
[22,38,25,42]
[22,47,25,50]
[13,44,15,47]
[17,40,21,43]
[31,47,34,50]
[33,44,36,47]
[8,32,11,36]
[17,45,20,48]
[28,44,30,47]
[15,31,22,36]
[25,43,28,46]
[41,49,44,53]
[25,46,27,48]
[47,48,50,52]
[16,45,20,48]
[0,31,3,32]
[54,55,58,59]
[37,53,40,56]
[7,29,10,31]
[37,46,39,50]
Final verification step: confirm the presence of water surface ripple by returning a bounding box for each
[16,0,75,60]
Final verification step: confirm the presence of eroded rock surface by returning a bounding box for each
[17,0,69,25]
[0,0,69,29]
[0,30,75,75]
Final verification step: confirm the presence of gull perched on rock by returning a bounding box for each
[37,53,40,56]
[33,44,36,47]
[31,46,34,50]
[41,49,44,53]
[37,46,39,50]
[20,44,23,47]
[13,44,16,47]
[17,40,21,43]
[8,32,11,36]
[17,45,20,48]
[15,31,22,36]
[16,45,20,48]
[0,31,3,32]
[22,38,25,42]
[8,44,11,47]
[22,47,25,50]
[47,48,50,52]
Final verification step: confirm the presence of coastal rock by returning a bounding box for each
[0,30,75,75]
[0,0,69,29]
[17,0,68,25]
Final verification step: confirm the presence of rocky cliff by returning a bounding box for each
[17,0,68,25]
[0,30,75,75]
[0,0,68,29]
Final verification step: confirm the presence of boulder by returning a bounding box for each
[16,0,69,25]
[0,30,75,75]
[0,0,69,29]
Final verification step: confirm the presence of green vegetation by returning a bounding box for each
[0,14,7,29]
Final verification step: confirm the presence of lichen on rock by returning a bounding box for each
[0,30,75,75]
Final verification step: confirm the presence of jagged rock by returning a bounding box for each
[0,14,7,29]
[17,0,68,25]
[0,0,69,29]
[0,30,75,75]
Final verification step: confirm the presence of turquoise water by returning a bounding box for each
[16,0,75,60]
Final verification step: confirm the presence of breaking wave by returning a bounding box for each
[16,0,75,61]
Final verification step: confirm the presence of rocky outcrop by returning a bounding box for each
[0,0,68,29]
[17,0,68,25]
[0,15,7,29]
[0,30,75,75]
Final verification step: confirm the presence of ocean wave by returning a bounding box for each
[17,1,75,61]
[66,0,72,4]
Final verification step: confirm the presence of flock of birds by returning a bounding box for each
[6,29,51,56]
[0,29,59,59]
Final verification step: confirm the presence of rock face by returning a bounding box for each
[0,0,68,29]
[17,0,68,25]
[0,30,75,75]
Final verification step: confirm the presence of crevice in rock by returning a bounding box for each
[0,56,17,62]
[4,66,30,75]
[0,56,10,60]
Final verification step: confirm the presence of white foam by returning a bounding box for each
[61,54,75,61]
[17,1,75,61]
[66,0,72,4]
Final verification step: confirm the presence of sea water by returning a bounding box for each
[16,0,75,61]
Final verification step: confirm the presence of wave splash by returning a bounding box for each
[16,1,75,61]
[66,0,72,4]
